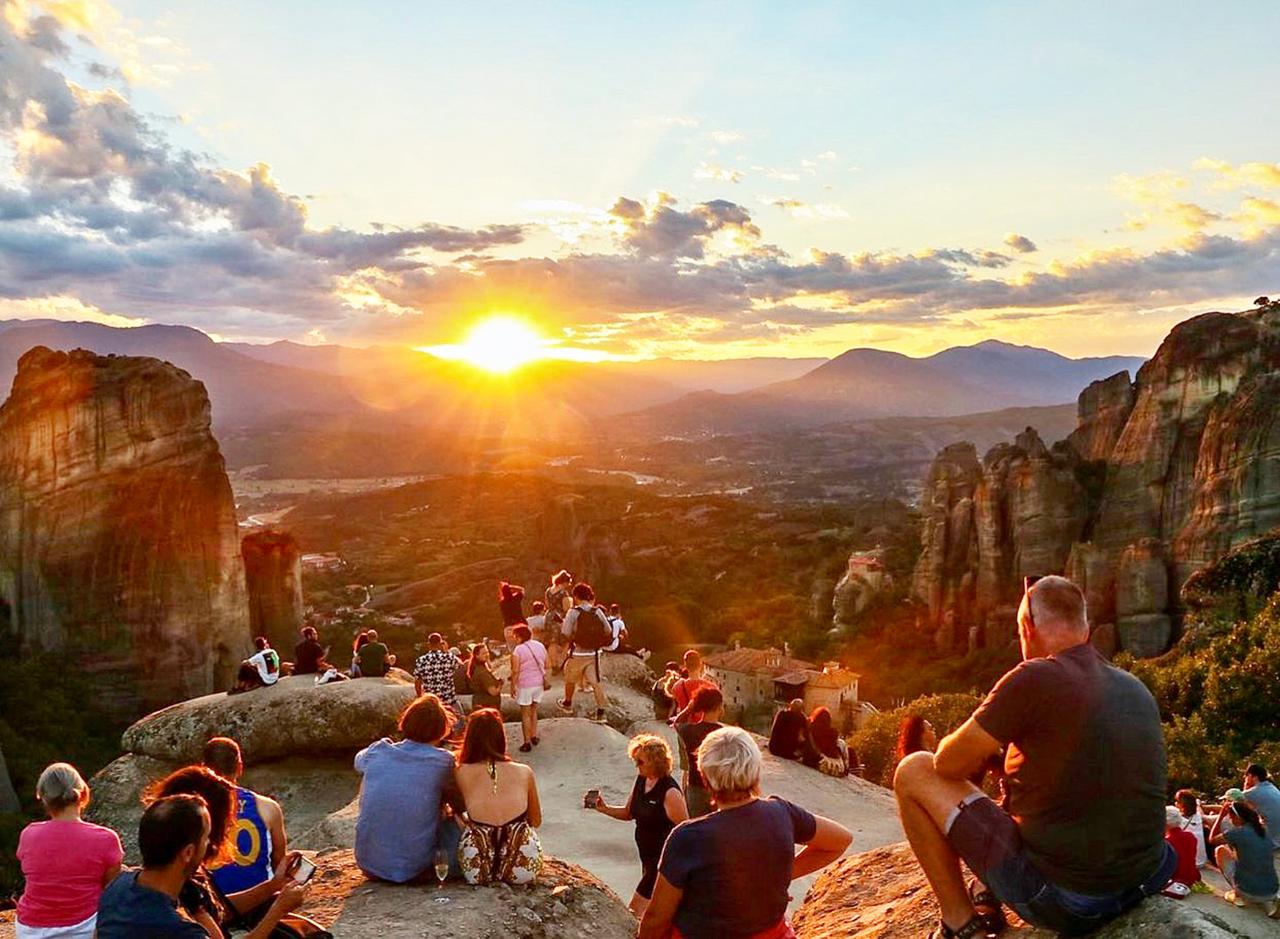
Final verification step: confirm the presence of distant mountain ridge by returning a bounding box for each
[0,321,1144,440]
[623,339,1145,434]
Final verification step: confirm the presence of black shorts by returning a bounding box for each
[636,863,658,899]
[946,794,1176,937]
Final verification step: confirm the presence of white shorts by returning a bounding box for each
[516,686,544,707]
[17,913,98,939]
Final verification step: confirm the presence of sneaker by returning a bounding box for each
[519,742,532,753]
[594,709,608,723]
[1265,899,1279,919]
[531,736,540,746]
[556,699,573,714]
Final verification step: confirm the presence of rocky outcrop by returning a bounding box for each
[0,347,249,709]
[301,851,635,939]
[535,493,624,584]
[0,741,19,812]
[793,841,1260,938]
[242,529,305,649]
[913,304,1280,657]
[913,429,1086,651]
[832,550,894,631]
[120,673,416,764]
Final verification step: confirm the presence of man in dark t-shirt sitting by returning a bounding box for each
[893,576,1175,939]
[293,626,325,675]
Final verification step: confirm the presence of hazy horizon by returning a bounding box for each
[2,1,1278,369]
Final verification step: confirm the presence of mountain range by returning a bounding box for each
[620,340,1145,434]
[0,320,1143,445]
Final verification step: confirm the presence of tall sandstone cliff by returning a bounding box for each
[914,304,1280,657]
[0,347,250,709]
[242,528,305,651]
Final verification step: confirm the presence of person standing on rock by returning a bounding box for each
[638,727,852,939]
[509,624,548,752]
[498,580,526,639]
[544,570,574,671]
[201,737,287,897]
[16,763,122,939]
[675,687,725,817]
[593,733,687,917]
[667,650,716,725]
[893,575,1175,939]
[557,582,612,722]
[414,632,465,734]
[354,694,467,884]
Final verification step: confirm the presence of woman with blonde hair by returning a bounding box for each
[594,733,687,917]
[16,763,123,939]
[638,727,852,939]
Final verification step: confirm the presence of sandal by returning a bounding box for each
[929,916,988,939]
[969,880,1007,934]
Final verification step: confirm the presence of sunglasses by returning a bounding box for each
[1023,575,1042,629]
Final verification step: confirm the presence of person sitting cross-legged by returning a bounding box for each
[1210,798,1279,916]
[893,575,1176,939]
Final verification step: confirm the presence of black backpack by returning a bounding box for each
[572,605,614,651]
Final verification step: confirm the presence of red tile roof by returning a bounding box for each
[704,647,816,677]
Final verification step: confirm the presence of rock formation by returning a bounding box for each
[912,429,1086,651]
[0,741,19,813]
[831,550,894,632]
[913,304,1280,657]
[535,493,624,583]
[242,528,305,649]
[0,347,249,709]
[793,841,1259,938]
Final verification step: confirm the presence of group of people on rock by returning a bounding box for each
[767,699,858,777]
[15,738,321,938]
[21,569,1280,939]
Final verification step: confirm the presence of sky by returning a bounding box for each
[2,0,1280,360]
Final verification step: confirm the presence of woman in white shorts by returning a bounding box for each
[509,624,549,753]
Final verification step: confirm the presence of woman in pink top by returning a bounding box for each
[509,624,548,753]
[16,762,123,939]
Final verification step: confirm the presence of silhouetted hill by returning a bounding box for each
[624,341,1144,434]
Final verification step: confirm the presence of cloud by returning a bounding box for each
[2,5,1280,354]
[761,197,849,220]
[709,129,742,145]
[694,161,743,184]
[1195,158,1280,190]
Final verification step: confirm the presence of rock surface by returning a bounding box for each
[0,347,249,710]
[242,528,305,650]
[297,850,635,939]
[792,841,1274,938]
[913,305,1280,657]
[120,673,415,763]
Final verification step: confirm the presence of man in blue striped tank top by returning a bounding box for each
[202,737,287,894]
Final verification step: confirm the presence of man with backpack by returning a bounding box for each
[557,582,611,722]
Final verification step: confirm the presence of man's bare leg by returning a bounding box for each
[893,751,983,931]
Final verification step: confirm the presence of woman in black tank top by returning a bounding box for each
[592,734,688,916]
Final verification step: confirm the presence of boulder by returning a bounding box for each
[793,841,1268,938]
[88,752,360,863]
[295,849,635,939]
[120,674,415,764]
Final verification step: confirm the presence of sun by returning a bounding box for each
[424,315,547,373]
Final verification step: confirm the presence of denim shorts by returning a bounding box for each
[945,794,1177,937]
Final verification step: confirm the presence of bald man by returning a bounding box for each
[893,576,1175,938]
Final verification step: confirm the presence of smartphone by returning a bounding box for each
[292,857,317,885]
[583,788,600,809]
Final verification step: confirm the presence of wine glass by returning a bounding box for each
[434,846,450,886]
